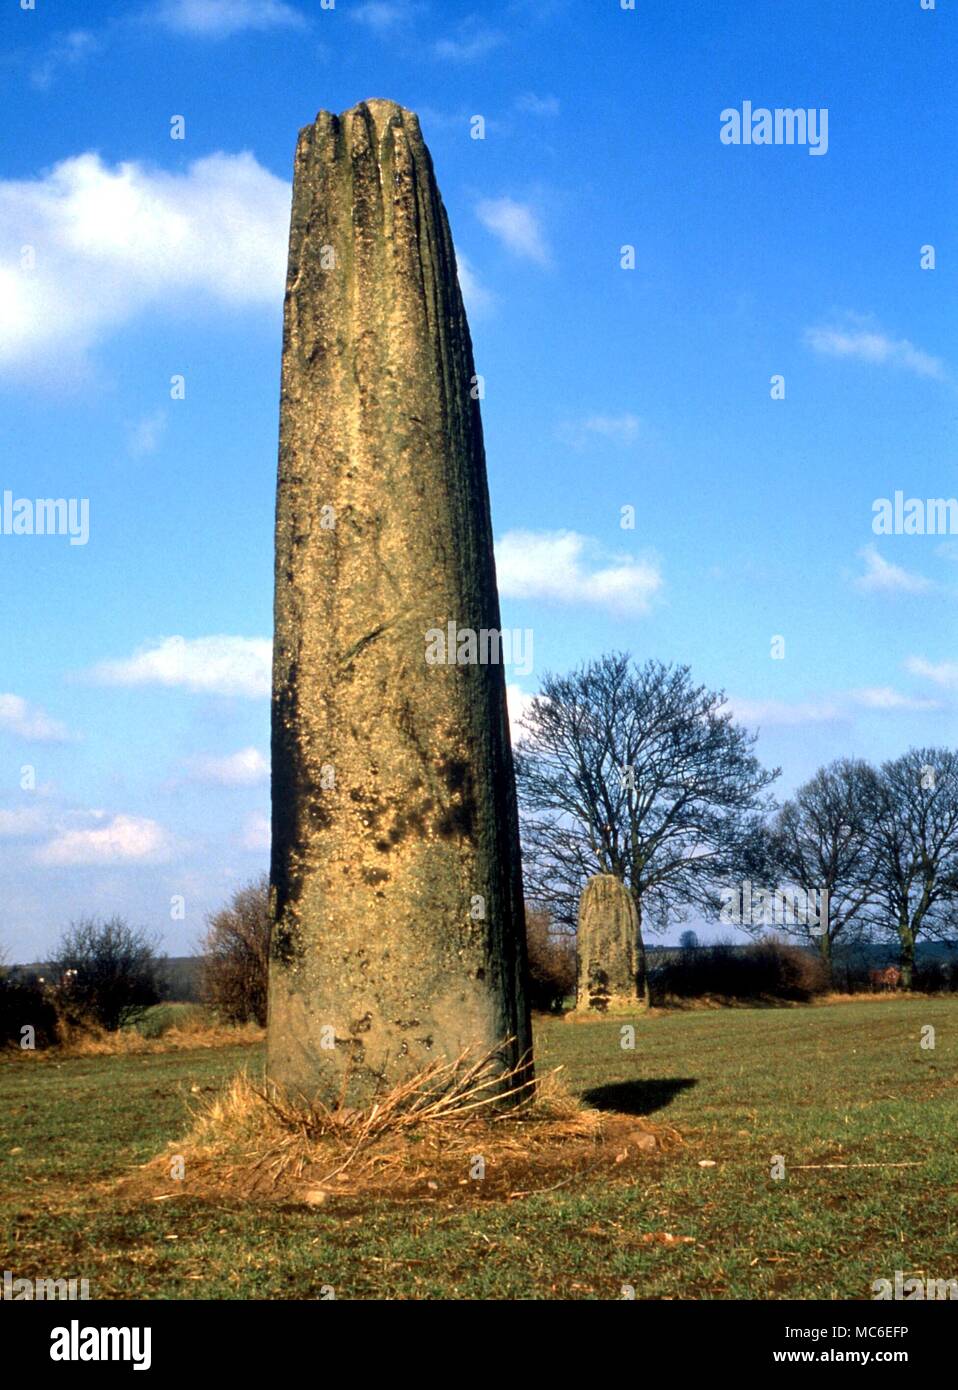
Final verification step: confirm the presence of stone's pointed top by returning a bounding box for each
[313,98,419,134]
[301,100,423,160]
[353,96,416,121]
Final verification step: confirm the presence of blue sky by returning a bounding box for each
[0,0,955,959]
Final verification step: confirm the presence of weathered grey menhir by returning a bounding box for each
[576,874,642,1012]
[267,99,531,1105]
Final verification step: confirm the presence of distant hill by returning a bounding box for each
[649,941,958,963]
[9,943,956,1001]
[7,955,204,1003]
[159,956,203,1002]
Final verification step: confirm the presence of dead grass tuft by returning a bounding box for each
[23,1019,264,1059]
[817,991,931,1006]
[120,1043,681,1207]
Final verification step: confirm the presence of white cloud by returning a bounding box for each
[36,813,173,866]
[190,746,269,785]
[156,0,306,37]
[725,696,844,728]
[0,807,47,838]
[476,197,549,265]
[559,413,642,448]
[515,93,560,117]
[905,656,958,689]
[805,316,945,380]
[128,410,167,458]
[31,30,99,90]
[456,252,493,316]
[495,530,662,615]
[0,151,290,372]
[854,545,932,595]
[726,685,940,728]
[434,30,505,62]
[89,635,271,699]
[505,684,537,748]
[242,813,271,851]
[351,0,422,30]
[848,687,940,712]
[0,693,69,742]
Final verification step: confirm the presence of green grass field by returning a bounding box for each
[2,999,955,1300]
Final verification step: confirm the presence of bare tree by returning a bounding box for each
[201,875,270,1025]
[767,758,878,974]
[864,748,958,988]
[49,917,163,1032]
[515,653,779,1000]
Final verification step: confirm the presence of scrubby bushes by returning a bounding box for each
[526,908,576,1012]
[200,876,270,1026]
[825,951,957,993]
[133,1002,209,1038]
[48,916,164,1032]
[912,959,955,994]
[0,972,59,1049]
[649,937,830,1004]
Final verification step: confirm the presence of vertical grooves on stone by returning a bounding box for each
[268,101,531,1104]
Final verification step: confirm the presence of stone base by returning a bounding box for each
[566,997,647,1021]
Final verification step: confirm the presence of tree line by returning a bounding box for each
[5,648,955,1045]
[515,651,958,994]
[0,889,269,1047]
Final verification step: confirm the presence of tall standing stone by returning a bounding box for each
[575,874,642,1013]
[267,100,531,1106]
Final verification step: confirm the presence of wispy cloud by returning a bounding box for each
[156,0,306,37]
[31,30,99,90]
[241,813,271,851]
[0,151,289,373]
[905,656,958,690]
[88,636,271,699]
[189,747,269,785]
[351,0,423,32]
[0,807,48,839]
[725,685,939,728]
[725,696,844,728]
[848,686,940,712]
[505,684,537,748]
[496,530,662,616]
[853,545,932,595]
[805,314,945,380]
[36,813,173,866]
[476,197,550,265]
[418,106,507,138]
[128,410,167,458]
[434,29,505,62]
[456,252,494,316]
[0,693,69,743]
[515,93,560,117]
[559,413,642,448]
